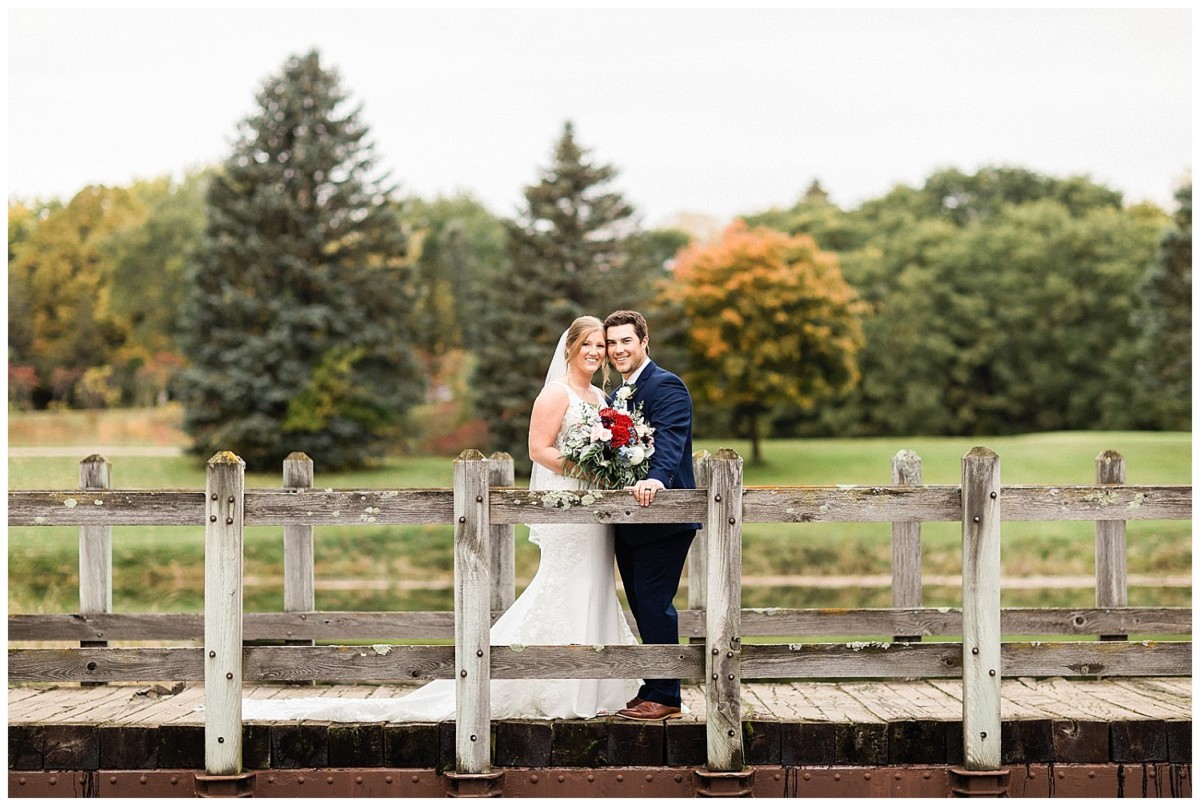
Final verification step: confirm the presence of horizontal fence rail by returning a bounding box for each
[9,484,1191,526]
[9,607,1191,643]
[10,640,1190,684]
[8,446,1192,781]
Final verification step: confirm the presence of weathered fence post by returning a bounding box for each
[891,450,923,643]
[1095,450,1128,642]
[696,449,751,796]
[488,452,516,613]
[282,452,315,646]
[953,447,1006,796]
[446,450,502,796]
[688,451,712,645]
[79,455,112,679]
[198,451,253,796]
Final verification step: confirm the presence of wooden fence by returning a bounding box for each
[8,447,1192,782]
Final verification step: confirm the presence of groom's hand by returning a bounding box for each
[627,478,665,507]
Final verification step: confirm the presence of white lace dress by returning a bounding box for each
[241,381,639,722]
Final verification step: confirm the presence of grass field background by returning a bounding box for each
[7,407,1191,628]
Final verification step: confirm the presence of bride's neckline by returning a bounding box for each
[555,378,594,399]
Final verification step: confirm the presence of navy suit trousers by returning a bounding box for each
[614,527,697,708]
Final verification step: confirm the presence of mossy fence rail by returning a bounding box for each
[7,446,1192,792]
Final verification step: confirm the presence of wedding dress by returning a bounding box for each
[241,379,640,723]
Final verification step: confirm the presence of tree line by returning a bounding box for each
[7,49,1190,470]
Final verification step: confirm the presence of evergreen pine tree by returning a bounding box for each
[179,50,421,470]
[473,122,658,471]
[1134,182,1191,429]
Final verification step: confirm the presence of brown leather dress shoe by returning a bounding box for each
[626,696,645,709]
[617,700,683,721]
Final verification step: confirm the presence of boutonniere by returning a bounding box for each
[615,384,635,404]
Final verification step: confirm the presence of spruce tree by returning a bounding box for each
[1134,182,1191,429]
[179,50,421,470]
[473,122,658,471]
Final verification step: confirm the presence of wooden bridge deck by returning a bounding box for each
[9,677,1191,772]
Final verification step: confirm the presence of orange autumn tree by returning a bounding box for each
[665,220,866,463]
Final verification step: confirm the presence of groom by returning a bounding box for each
[604,310,699,721]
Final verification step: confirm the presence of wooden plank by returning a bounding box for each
[961,447,1001,770]
[47,686,139,723]
[1095,453,1128,617]
[787,682,841,722]
[1001,484,1191,522]
[806,683,887,724]
[488,453,516,612]
[838,681,925,721]
[998,607,1190,636]
[203,451,245,776]
[96,686,181,726]
[248,489,455,525]
[931,677,1052,721]
[9,643,706,683]
[705,449,745,771]
[10,611,461,641]
[9,490,206,526]
[6,678,1192,732]
[891,451,923,616]
[63,687,154,725]
[741,485,1190,524]
[12,640,1185,684]
[1005,677,1101,721]
[10,606,1189,642]
[491,488,705,525]
[453,450,490,774]
[881,680,962,720]
[741,485,961,523]
[12,685,131,723]
[688,452,711,612]
[1082,679,1190,719]
[7,686,47,705]
[124,684,206,727]
[1001,640,1191,677]
[741,641,963,679]
[758,681,825,719]
[737,683,774,720]
[78,456,113,617]
[1115,677,1194,708]
[10,482,1190,527]
[1011,677,1149,721]
[1152,677,1195,698]
[282,453,316,615]
[680,682,708,721]
[1037,677,1184,721]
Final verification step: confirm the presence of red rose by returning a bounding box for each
[608,412,635,448]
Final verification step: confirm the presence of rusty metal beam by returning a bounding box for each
[7,763,1194,798]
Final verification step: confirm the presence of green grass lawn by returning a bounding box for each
[9,429,1190,624]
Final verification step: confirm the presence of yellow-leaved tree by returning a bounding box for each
[665,220,867,463]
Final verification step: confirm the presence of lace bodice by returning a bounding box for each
[534,380,605,491]
[555,381,604,440]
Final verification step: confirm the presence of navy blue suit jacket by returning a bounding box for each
[612,360,700,545]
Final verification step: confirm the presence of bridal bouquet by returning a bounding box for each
[561,389,655,490]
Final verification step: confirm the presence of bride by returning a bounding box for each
[242,316,639,721]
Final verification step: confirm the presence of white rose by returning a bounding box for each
[627,446,645,465]
[592,424,612,442]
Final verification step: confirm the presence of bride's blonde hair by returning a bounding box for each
[564,315,609,388]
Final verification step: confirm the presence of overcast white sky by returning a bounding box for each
[7,6,1193,227]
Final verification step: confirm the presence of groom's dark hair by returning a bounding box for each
[604,310,648,341]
